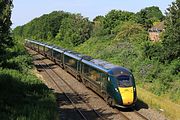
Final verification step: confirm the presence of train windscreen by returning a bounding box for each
[116,75,133,87]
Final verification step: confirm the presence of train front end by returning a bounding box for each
[108,67,137,108]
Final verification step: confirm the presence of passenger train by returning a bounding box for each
[25,39,137,108]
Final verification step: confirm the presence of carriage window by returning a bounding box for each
[53,51,61,59]
[64,56,77,69]
[39,45,44,52]
[101,73,108,81]
[83,64,102,82]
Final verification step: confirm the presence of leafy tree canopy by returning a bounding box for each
[136,6,164,29]
[55,14,92,47]
[162,0,180,61]
[103,10,135,34]
[0,0,13,52]
[13,11,70,40]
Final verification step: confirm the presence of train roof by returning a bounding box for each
[43,43,54,49]
[52,46,66,53]
[91,59,118,70]
[64,50,92,61]
[26,39,131,75]
[27,39,54,49]
[27,39,46,47]
[82,59,131,75]
[64,51,82,60]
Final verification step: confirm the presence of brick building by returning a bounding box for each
[148,22,165,42]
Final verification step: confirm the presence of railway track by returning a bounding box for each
[133,109,149,120]
[114,107,149,120]
[30,49,150,120]
[34,55,106,120]
[113,107,149,120]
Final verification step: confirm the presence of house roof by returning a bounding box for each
[149,21,165,32]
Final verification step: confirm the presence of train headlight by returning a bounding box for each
[134,88,136,91]
[115,88,119,92]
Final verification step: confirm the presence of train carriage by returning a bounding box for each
[33,41,39,51]
[63,51,83,79]
[37,42,45,55]
[81,59,108,97]
[25,39,32,48]
[52,47,65,68]
[27,40,40,52]
[44,44,53,59]
[25,39,137,108]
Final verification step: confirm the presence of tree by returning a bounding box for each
[55,14,92,47]
[162,0,180,61]
[136,6,164,29]
[92,16,105,36]
[0,0,13,52]
[13,11,70,40]
[103,10,135,34]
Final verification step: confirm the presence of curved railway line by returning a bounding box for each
[30,48,150,120]
[34,55,106,120]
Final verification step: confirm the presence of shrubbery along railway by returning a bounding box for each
[25,39,137,108]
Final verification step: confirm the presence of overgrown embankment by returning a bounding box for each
[0,43,59,120]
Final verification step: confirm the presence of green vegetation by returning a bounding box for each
[12,0,180,119]
[0,34,59,120]
[136,6,164,29]
[0,0,14,54]
[137,87,180,120]
[13,11,92,49]
[0,38,59,120]
[13,1,180,105]
[0,1,58,119]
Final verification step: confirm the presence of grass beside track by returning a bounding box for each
[0,68,59,120]
[137,87,180,120]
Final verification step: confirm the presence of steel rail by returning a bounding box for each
[34,59,88,120]
[133,110,149,120]
[29,47,149,120]
[34,54,105,120]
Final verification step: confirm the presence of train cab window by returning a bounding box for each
[116,75,133,87]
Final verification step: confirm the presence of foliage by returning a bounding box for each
[113,21,147,42]
[103,10,135,34]
[75,19,180,103]
[143,41,163,60]
[92,16,105,36]
[0,0,14,53]
[55,14,92,47]
[136,6,164,29]
[12,4,180,105]
[162,0,180,61]
[0,1,58,119]
[0,68,58,120]
[0,41,59,119]
[13,11,70,40]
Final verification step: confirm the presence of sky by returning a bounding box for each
[11,0,175,28]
